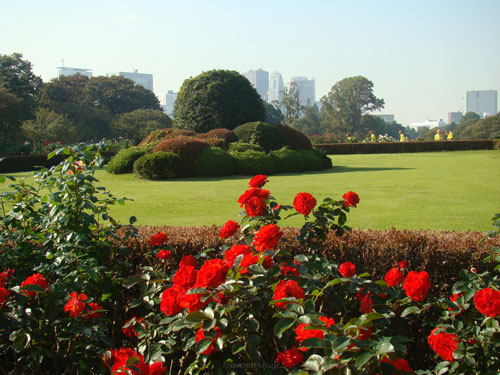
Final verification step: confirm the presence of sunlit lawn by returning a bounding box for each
[2,150,499,231]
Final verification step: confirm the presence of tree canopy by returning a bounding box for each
[264,102,284,124]
[320,76,384,135]
[280,81,303,125]
[0,84,23,138]
[173,70,265,133]
[111,109,172,143]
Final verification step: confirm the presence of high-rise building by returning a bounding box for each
[448,112,463,124]
[57,67,92,78]
[243,69,269,100]
[164,90,177,117]
[466,90,497,118]
[267,71,285,104]
[290,77,315,106]
[374,114,395,123]
[111,70,153,91]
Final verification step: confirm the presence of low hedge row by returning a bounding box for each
[315,139,497,154]
[0,151,116,173]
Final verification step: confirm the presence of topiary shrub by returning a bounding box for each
[271,123,313,150]
[233,121,290,152]
[296,149,324,171]
[106,147,146,174]
[133,152,181,180]
[227,142,264,153]
[173,69,265,133]
[270,147,305,173]
[153,136,209,177]
[205,128,237,143]
[138,129,195,147]
[230,150,277,175]
[195,147,234,177]
[313,147,333,169]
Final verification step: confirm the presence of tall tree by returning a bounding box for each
[111,109,172,143]
[0,53,43,120]
[0,84,23,138]
[41,73,90,113]
[264,102,284,124]
[320,76,384,135]
[290,104,321,134]
[280,81,303,125]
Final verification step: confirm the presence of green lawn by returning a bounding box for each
[3,150,499,231]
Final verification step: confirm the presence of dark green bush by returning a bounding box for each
[297,149,324,171]
[153,136,209,177]
[233,121,289,152]
[312,147,333,169]
[271,123,312,150]
[133,152,181,180]
[270,147,305,173]
[195,147,234,177]
[106,147,146,174]
[230,150,277,175]
[227,142,264,153]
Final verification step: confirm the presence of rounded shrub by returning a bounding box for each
[297,149,324,171]
[233,121,290,152]
[138,128,195,147]
[227,142,264,153]
[313,147,333,169]
[106,147,146,174]
[133,152,181,180]
[153,136,209,177]
[271,123,313,150]
[271,147,305,173]
[230,150,277,175]
[205,128,237,143]
[195,147,234,177]
[173,69,265,133]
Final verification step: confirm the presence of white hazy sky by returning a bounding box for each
[1,0,499,125]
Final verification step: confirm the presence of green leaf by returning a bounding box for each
[274,318,296,338]
[303,354,323,371]
[185,311,208,322]
[354,351,374,368]
[10,330,31,352]
[232,340,246,354]
[195,338,213,354]
[301,337,329,349]
[123,276,143,289]
[401,306,421,317]
[129,216,137,225]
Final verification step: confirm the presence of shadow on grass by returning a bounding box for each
[332,165,414,173]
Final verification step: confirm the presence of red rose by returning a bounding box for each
[20,273,49,297]
[339,262,356,278]
[64,292,87,317]
[248,174,268,188]
[122,317,147,338]
[273,280,305,309]
[343,191,360,208]
[359,326,373,340]
[224,244,252,267]
[356,290,374,314]
[238,187,270,207]
[172,266,198,290]
[156,250,172,260]
[179,255,197,268]
[398,260,408,269]
[195,259,229,289]
[150,231,168,246]
[219,220,240,238]
[0,269,14,287]
[448,293,464,313]
[83,302,102,320]
[403,271,431,302]
[380,356,413,373]
[474,287,500,317]
[245,196,267,217]
[295,323,324,344]
[281,263,300,277]
[149,361,168,375]
[195,325,222,355]
[179,290,209,312]
[160,286,183,316]
[239,253,272,274]
[385,267,404,287]
[427,328,459,362]
[0,287,9,308]
[110,348,149,375]
[319,316,335,328]
[252,223,283,252]
[293,192,317,216]
[276,346,304,368]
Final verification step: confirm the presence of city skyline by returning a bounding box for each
[1,0,499,125]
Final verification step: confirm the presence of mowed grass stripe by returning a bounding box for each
[2,150,499,231]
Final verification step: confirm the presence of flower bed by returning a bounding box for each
[0,146,498,374]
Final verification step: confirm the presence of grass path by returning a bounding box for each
[3,150,499,231]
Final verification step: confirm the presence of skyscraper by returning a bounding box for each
[267,71,285,104]
[466,90,497,118]
[111,70,154,91]
[290,77,315,106]
[164,90,177,117]
[243,69,269,100]
[57,67,92,78]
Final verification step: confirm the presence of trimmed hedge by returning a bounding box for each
[195,147,234,177]
[315,139,497,154]
[296,149,325,171]
[153,136,209,177]
[233,121,290,152]
[106,147,145,174]
[230,149,277,175]
[272,123,313,150]
[313,147,333,169]
[205,128,237,143]
[271,147,305,173]
[227,142,264,153]
[133,152,181,180]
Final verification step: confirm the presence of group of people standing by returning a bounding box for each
[434,129,454,141]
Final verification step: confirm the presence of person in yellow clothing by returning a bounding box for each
[398,130,406,142]
[445,130,454,140]
[370,130,376,142]
[434,129,444,141]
